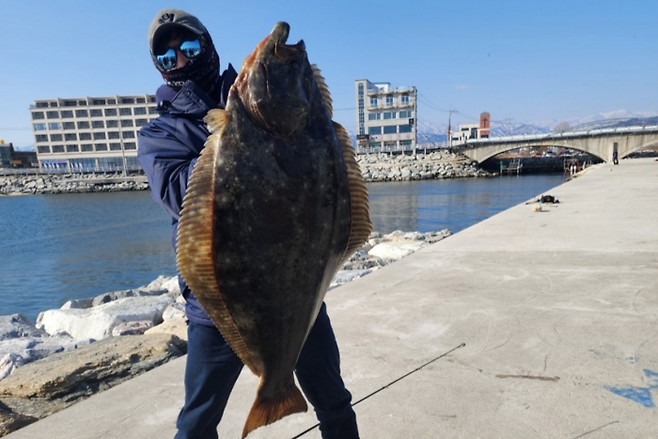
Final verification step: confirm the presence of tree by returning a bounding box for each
[555,122,570,133]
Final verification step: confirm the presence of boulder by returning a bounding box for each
[145,319,188,341]
[0,333,186,435]
[368,240,427,260]
[111,321,154,337]
[36,296,173,340]
[0,314,46,341]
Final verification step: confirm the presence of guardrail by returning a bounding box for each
[464,125,658,146]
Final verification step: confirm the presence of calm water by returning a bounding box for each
[0,174,565,322]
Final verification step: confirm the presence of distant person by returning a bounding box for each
[613,150,619,165]
[137,9,359,439]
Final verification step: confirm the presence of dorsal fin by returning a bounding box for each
[312,64,333,119]
[204,108,230,134]
[333,122,372,262]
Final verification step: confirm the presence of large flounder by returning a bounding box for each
[176,21,371,438]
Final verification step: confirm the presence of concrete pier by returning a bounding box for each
[6,158,658,438]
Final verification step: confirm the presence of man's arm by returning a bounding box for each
[138,119,202,220]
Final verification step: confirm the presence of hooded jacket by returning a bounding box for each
[137,64,237,326]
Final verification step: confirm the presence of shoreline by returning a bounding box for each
[0,229,450,436]
[0,151,491,196]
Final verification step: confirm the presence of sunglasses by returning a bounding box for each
[156,39,203,71]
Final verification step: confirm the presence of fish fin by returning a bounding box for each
[333,122,372,262]
[312,64,333,119]
[177,139,261,377]
[241,380,308,439]
[204,108,230,134]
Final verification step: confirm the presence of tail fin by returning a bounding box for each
[241,382,308,438]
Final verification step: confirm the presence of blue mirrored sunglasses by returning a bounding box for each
[156,39,203,72]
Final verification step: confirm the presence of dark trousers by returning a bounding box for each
[175,303,359,439]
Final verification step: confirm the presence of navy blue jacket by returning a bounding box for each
[138,64,238,326]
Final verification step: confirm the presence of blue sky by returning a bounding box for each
[2,0,657,149]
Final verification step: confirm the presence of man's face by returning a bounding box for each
[154,30,203,72]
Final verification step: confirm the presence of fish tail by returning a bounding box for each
[241,383,308,438]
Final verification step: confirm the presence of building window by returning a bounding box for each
[77,121,90,129]
[36,102,49,108]
[368,142,381,149]
[50,134,63,141]
[368,126,381,135]
[110,143,122,151]
[401,95,410,105]
[105,108,117,117]
[37,146,51,153]
[60,110,74,118]
[75,109,88,118]
[63,100,77,107]
[92,99,106,105]
[148,106,158,114]
[386,96,393,107]
[32,112,45,120]
[33,123,47,131]
[121,119,134,127]
[399,125,412,133]
[370,97,378,107]
[52,145,65,153]
[92,120,105,129]
[383,126,397,134]
[122,131,135,139]
[93,132,106,140]
[400,140,412,147]
[134,107,147,115]
[119,108,132,116]
[90,109,103,117]
[66,144,79,152]
[64,133,77,141]
[121,98,135,104]
[368,113,381,121]
[46,111,59,119]
[136,97,146,104]
[62,122,76,130]
[108,131,120,139]
[383,112,396,120]
[135,118,148,126]
[95,143,108,151]
[81,144,94,152]
[399,110,412,118]
[48,122,62,130]
[124,142,137,150]
[79,133,92,140]
[106,120,119,128]
[36,134,48,142]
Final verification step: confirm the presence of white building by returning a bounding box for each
[449,112,491,146]
[30,95,158,173]
[354,80,417,153]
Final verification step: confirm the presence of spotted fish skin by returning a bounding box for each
[176,21,371,438]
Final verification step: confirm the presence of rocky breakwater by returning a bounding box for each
[0,173,149,196]
[0,229,450,436]
[357,150,492,182]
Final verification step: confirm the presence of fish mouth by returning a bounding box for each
[271,21,306,60]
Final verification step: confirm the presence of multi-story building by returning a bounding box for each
[449,112,491,146]
[354,80,417,153]
[29,94,159,173]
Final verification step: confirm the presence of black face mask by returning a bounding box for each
[159,34,223,104]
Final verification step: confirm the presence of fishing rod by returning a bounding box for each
[290,342,466,439]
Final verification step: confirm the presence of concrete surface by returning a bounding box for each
[6,158,658,439]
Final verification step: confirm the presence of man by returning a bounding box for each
[137,9,360,439]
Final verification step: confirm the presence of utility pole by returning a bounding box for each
[413,87,418,157]
[447,106,457,149]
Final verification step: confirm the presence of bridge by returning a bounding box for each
[456,125,658,163]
